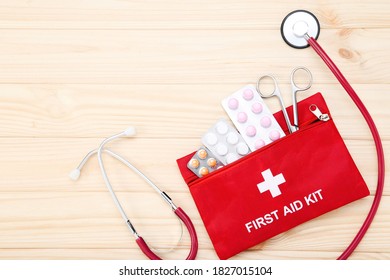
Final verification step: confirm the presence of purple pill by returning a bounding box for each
[260,116,272,128]
[254,139,265,149]
[228,98,239,110]
[237,112,248,123]
[246,125,257,137]
[251,102,263,114]
[269,130,281,141]
[242,89,254,101]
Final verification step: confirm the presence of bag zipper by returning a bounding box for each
[188,105,331,186]
[309,104,330,122]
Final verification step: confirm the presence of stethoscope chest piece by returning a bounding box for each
[281,10,320,49]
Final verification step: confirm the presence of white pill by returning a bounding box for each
[226,132,239,145]
[204,132,218,146]
[216,121,229,135]
[236,142,249,155]
[226,153,239,164]
[216,143,228,156]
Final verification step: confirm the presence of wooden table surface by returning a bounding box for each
[0,0,389,260]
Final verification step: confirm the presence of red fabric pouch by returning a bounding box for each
[176,92,369,260]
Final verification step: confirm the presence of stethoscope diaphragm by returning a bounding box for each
[280,10,320,49]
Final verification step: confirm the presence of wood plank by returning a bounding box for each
[0,0,387,262]
[0,1,388,29]
[0,29,389,84]
[0,84,388,139]
[0,249,388,260]
[0,138,388,195]
[0,192,388,255]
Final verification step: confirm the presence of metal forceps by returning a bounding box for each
[256,67,313,133]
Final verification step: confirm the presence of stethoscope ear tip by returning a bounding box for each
[69,168,81,181]
[123,126,137,137]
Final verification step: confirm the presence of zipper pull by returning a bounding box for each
[309,104,330,121]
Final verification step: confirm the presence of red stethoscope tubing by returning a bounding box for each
[307,37,385,260]
[136,207,198,260]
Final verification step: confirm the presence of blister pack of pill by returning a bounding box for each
[201,119,250,165]
[221,85,286,151]
[187,146,224,177]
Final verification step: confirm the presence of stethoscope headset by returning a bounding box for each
[71,10,384,260]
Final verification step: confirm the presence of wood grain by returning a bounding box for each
[0,249,389,260]
[0,0,388,260]
[0,29,388,84]
[0,193,388,258]
[0,84,388,138]
[0,1,389,29]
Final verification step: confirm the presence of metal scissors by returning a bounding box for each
[256,66,312,134]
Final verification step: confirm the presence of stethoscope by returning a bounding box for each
[69,10,384,260]
[69,127,198,260]
[281,10,385,260]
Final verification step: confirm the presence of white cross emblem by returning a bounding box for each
[257,169,286,198]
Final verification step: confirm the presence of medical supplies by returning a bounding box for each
[201,119,250,165]
[257,67,312,133]
[186,82,288,177]
[177,92,370,259]
[187,146,224,177]
[187,67,312,178]
[179,52,371,259]
[222,85,285,151]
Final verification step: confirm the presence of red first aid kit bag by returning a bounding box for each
[176,92,369,260]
